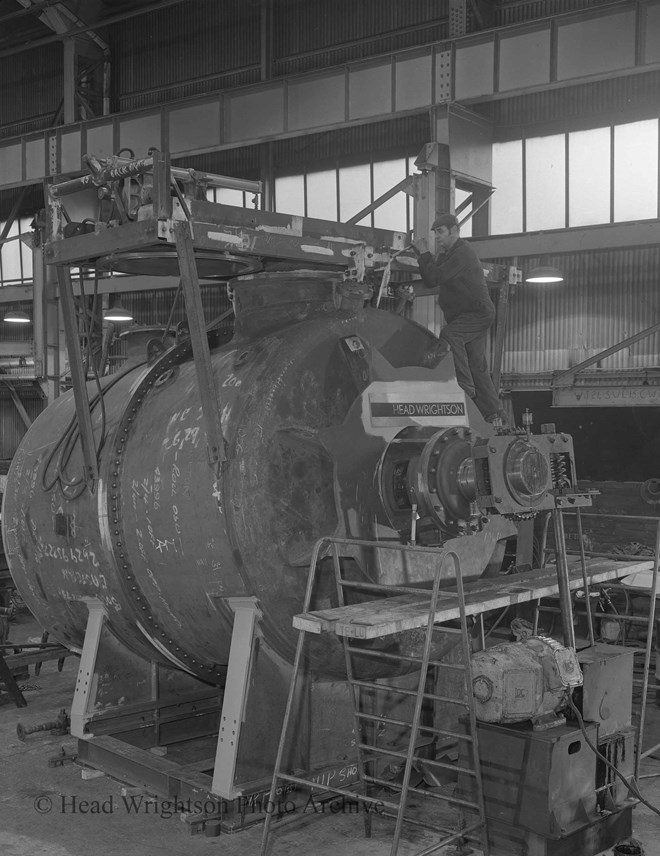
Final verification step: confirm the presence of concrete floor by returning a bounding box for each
[1,612,659,856]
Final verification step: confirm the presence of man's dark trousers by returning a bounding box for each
[438,307,501,419]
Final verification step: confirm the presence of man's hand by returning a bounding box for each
[394,284,415,302]
[412,236,429,256]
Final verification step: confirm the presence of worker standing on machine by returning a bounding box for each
[406,213,506,424]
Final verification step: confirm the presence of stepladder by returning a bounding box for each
[260,537,491,856]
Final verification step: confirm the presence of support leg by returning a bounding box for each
[70,598,105,738]
[211,597,263,799]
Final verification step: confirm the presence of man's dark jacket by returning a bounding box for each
[417,238,494,323]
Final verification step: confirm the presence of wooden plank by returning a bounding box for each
[293,559,653,640]
[293,593,436,634]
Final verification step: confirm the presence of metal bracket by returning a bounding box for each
[211,597,263,799]
[70,598,106,738]
[172,218,227,469]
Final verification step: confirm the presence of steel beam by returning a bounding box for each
[76,734,219,803]
[172,218,227,468]
[472,220,660,260]
[2,381,32,428]
[2,2,659,194]
[553,320,660,387]
[44,212,403,271]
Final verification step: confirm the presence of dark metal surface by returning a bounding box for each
[3,277,460,682]
[96,249,260,278]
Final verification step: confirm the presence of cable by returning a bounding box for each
[41,360,147,499]
[566,694,660,819]
[41,268,112,497]
[42,258,235,498]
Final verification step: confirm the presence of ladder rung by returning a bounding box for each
[362,775,481,810]
[356,743,477,777]
[348,678,470,707]
[354,711,474,742]
[274,774,400,811]
[424,690,470,707]
[344,644,467,670]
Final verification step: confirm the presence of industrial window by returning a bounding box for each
[0,217,33,285]
[568,128,610,227]
[525,135,565,232]
[306,169,338,221]
[372,159,408,231]
[274,155,413,233]
[490,117,660,235]
[455,188,473,238]
[338,163,371,224]
[273,174,305,217]
[205,187,254,208]
[614,120,658,222]
[490,141,523,235]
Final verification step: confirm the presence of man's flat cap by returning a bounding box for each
[431,213,459,230]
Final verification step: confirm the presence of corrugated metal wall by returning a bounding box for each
[484,72,660,138]
[495,0,616,26]
[113,0,450,107]
[0,1,651,138]
[0,300,42,460]
[113,284,232,329]
[0,390,45,462]
[175,114,430,178]
[112,0,261,111]
[107,284,233,371]
[494,248,660,373]
[0,43,62,139]
[272,0,449,76]
[0,301,34,345]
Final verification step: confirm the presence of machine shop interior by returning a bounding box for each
[1,1,660,855]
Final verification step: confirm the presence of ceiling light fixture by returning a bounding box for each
[103,303,134,322]
[3,309,31,324]
[525,265,564,283]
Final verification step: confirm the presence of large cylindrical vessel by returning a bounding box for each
[2,273,485,683]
